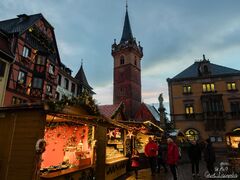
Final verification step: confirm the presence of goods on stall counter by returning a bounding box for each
[36,139,46,154]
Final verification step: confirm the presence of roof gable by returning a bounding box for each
[0,14,43,34]
[135,103,159,122]
[99,103,126,121]
[171,58,240,81]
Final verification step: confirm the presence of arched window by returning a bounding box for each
[120,55,125,65]
[185,129,199,141]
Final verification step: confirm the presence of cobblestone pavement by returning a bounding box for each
[118,156,235,180]
[124,162,207,180]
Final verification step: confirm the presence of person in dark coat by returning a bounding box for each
[203,138,216,175]
[157,141,168,173]
[188,140,202,177]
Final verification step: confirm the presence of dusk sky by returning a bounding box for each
[1,0,240,111]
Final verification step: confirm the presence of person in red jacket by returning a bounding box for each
[144,137,158,176]
[167,137,179,180]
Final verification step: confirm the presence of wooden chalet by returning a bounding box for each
[0,93,128,180]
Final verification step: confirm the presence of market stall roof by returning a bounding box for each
[226,130,240,136]
[118,120,163,136]
[98,102,126,121]
[0,103,127,128]
[46,112,128,129]
[168,129,185,137]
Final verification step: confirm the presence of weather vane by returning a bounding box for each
[126,0,128,10]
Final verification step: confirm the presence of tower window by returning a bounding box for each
[134,56,137,66]
[120,56,125,65]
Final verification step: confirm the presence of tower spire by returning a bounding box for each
[120,1,133,43]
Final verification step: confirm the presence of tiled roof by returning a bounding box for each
[171,60,240,81]
[0,14,43,34]
[98,104,121,119]
[144,103,160,121]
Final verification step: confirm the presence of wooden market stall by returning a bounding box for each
[99,103,129,180]
[0,94,117,180]
[226,129,240,173]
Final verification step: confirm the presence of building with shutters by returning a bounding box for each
[167,55,240,147]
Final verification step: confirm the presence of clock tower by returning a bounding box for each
[111,5,143,118]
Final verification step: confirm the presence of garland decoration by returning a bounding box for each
[47,90,99,115]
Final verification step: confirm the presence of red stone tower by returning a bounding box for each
[111,5,143,118]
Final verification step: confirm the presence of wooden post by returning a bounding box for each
[95,125,107,180]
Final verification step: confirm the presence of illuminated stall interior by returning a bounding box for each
[40,113,97,174]
[106,127,126,163]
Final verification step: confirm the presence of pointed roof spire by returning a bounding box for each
[120,1,133,43]
[75,62,93,91]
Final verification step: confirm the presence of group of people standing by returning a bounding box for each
[130,137,216,180]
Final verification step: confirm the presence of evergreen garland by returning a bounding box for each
[46,90,100,115]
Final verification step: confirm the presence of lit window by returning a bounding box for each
[185,105,194,114]
[185,129,199,141]
[202,83,215,92]
[36,55,46,65]
[183,85,192,94]
[22,46,31,58]
[49,64,55,75]
[227,82,237,91]
[17,71,27,85]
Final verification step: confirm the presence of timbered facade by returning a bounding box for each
[168,55,240,147]
[0,30,14,106]
[0,14,60,106]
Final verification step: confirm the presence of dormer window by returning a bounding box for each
[203,65,208,73]
[120,56,125,65]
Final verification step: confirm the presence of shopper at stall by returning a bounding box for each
[204,138,216,175]
[157,141,168,173]
[187,140,202,177]
[131,148,140,178]
[167,137,179,180]
[144,137,158,176]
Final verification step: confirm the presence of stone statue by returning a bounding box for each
[158,93,164,109]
